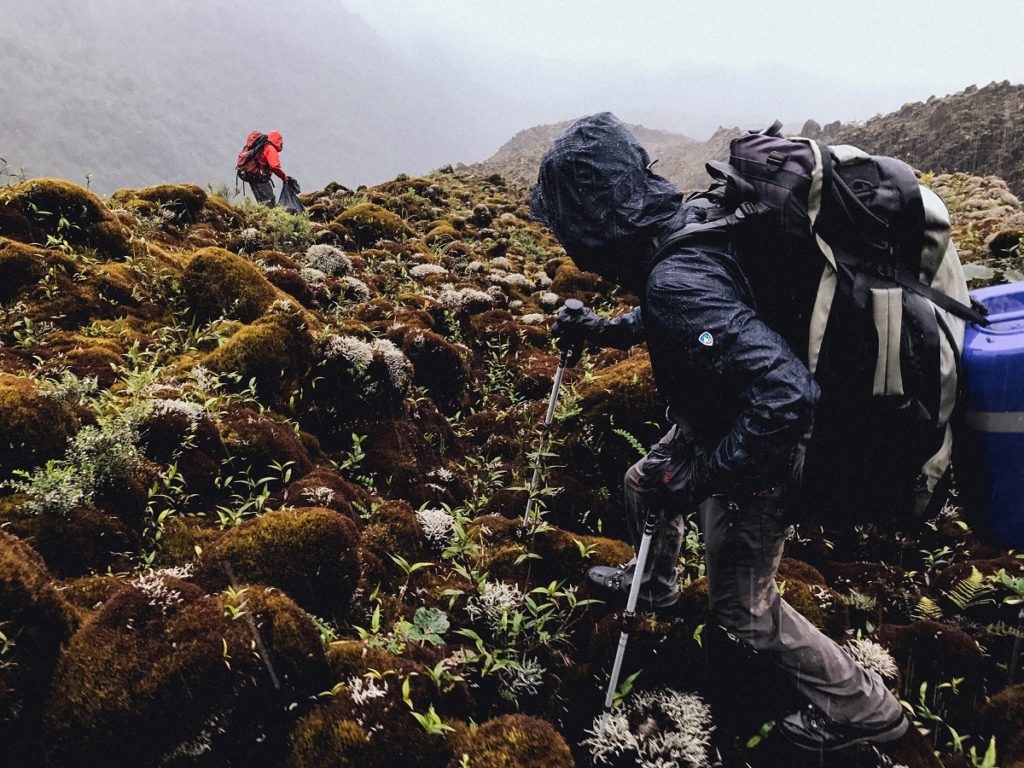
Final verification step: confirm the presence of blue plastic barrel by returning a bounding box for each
[961,282,1024,548]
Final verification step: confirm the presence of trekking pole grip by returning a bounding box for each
[560,298,585,365]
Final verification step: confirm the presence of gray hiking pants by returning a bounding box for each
[622,425,903,728]
[249,177,276,208]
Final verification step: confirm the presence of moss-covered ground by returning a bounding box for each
[0,170,1022,767]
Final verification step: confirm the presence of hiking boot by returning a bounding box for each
[778,704,909,752]
[587,564,680,613]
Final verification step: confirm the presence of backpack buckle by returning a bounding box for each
[736,201,759,219]
[766,151,787,173]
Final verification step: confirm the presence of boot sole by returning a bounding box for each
[780,714,909,752]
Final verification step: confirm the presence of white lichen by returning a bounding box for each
[519,313,545,325]
[584,688,714,768]
[539,292,561,310]
[150,398,206,426]
[300,267,328,284]
[303,244,352,276]
[416,506,456,549]
[346,675,388,706]
[845,637,899,679]
[437,287,494,313]
[322,335,374,368]
[131,569,187,616]
[409,263,449,279]
[338,276,371,301]
[465,581,524,630]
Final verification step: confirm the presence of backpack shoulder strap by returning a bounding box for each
[649,201,772,267]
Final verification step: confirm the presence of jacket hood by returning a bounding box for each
[267,131,283,151]
[530,112,684,289]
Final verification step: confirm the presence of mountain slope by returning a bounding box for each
[470,82,1024,197]
[0,0,503,193]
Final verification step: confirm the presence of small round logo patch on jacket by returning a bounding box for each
[698,331,714,347]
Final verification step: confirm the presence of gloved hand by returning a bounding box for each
[287,177,301,193]
[551,300,605,366]
[638,439,713,509]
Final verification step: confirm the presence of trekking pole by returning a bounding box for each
[522,298,584,527]
[604,504,660,709]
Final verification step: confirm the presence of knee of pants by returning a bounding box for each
[708,592,777,648]
[623,460,644,501]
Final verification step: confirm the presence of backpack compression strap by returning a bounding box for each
[829,247,990,326]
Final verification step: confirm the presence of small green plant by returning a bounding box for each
[222,585,249,620]
[611,670,640,709]
[746,719,776,749]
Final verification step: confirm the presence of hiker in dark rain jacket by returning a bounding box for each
[530,112,909,751]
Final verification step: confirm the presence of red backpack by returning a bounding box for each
[235,132,269,182]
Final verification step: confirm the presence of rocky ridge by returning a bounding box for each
[469,81,1024,198]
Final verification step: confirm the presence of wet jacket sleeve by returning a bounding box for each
[594,306,645,349]
[263,145,288,181]
[645,251,819,494]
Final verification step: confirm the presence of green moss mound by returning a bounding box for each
[451,714,574,768]
[197,507,361,618]
[43,579,326,767]
[0,178,133,260]
[0,532,78,752]
[181,246,277,322]
[203,302,314,401]
[335,203,413,247]
[0,374,77,474]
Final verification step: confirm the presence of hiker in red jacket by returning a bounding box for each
[236,131,298,208]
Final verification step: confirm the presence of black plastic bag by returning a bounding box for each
[278,178,305,213]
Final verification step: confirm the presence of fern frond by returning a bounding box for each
[611,428,646,458]
[945,566,995,612]
[913,595,943,621]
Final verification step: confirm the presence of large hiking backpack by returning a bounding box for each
[236,131,269,182]
[653,122,987,522]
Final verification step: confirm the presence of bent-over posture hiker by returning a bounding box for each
[530,112,916,751]
[236,130,299,208]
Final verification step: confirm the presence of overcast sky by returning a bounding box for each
[344,0,1024,137]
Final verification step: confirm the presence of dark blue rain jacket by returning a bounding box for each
[531,112,820,496]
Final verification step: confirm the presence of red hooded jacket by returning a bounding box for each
[261,131,287,182]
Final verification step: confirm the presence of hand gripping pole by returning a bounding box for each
[522,299,584,527]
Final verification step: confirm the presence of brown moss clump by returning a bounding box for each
[0,496,130,577]
[217,405,313,478]
[181,246,277,322]
[288,642,461,768]
[0,374,77,474]
[396,327,469,410]
[110,183,208,221]
[361,499,424,574]
[450,715,574,768]
[0,532,78,751]
[43,580,326,767]
[549,261,606,299]
[984,683,1024,764]
[203,302,314,402]
[197,507,360,618]
[471,515,633,587]
[0,178,133,260]
[0,236,47,302]
[284,467,369,521]
[334,203,413,247]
